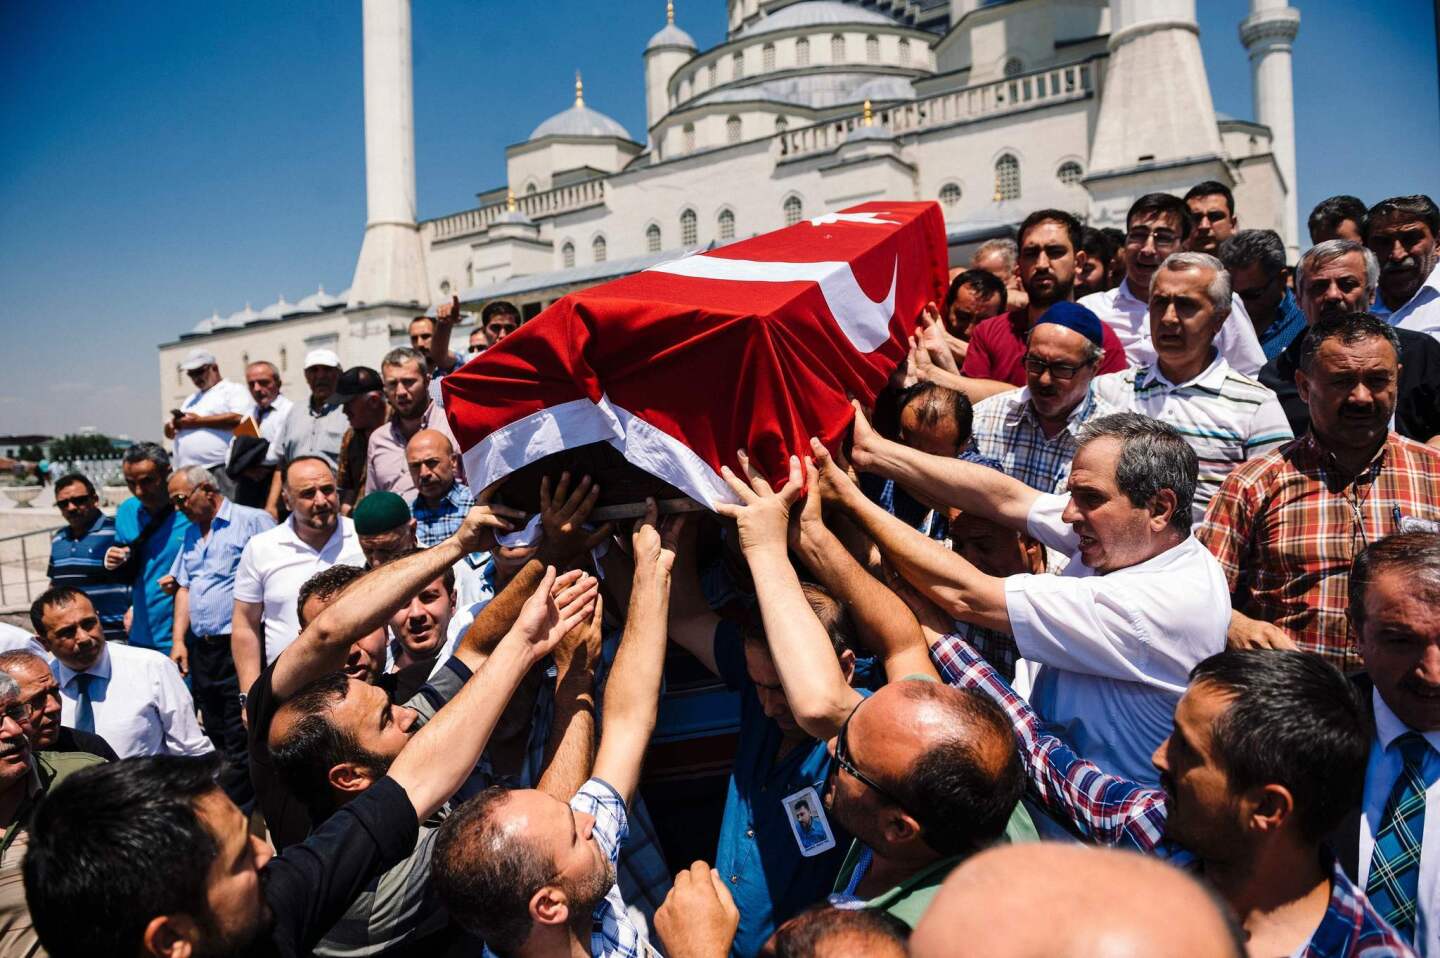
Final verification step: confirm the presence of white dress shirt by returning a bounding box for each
[52,643,213,758]
[255,393,295,465]
[1003,493,1230,783]
[1079,279,1266,376]
[233,515,365,664]
[174,379,253,469]
[0,624,45,658]
[1373,260,1440,341]
[1359,689,1440,956]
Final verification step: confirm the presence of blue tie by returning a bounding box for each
[1366,732,1431,942]
[73,673,96,735]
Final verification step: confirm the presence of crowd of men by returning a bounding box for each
[7,187,1440,958]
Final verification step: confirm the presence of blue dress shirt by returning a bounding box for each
[114,498,191,653]
[170,499,276,637]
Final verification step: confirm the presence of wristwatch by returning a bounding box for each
[237,692,248,711]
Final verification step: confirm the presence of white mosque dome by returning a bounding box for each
[296,285,342,311]
[530,75,632,141]
[191,311,224,335]
[739,1,897,36]
[648,22,696,50]
[217,303,260,329]
[257,295,295,321]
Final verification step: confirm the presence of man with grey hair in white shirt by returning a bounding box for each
[831,405,1230,786]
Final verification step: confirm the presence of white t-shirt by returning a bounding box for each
[1003,493,1230,784]
[1079,279,1266,377]
[174,379,253,468]
[233,516,365,664]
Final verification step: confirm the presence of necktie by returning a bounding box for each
[73,673,96,735]
[1366,732,1431,942]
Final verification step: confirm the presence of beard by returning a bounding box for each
[564,860,617,927]
[1027,274,1075,309]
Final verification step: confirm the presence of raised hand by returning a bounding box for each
[632,497,686,577]
[654,861,740,958]
[507,567,598,664]
[847,399,886,471]
[552,591,604,674]
[714,450,803,556]
[538,472,613,564]
[786,455,827,553]
[809,437,862,512]
[436,294,462,327]
[454,498,526,555]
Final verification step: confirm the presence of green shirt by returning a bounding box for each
[830,803,1037,928]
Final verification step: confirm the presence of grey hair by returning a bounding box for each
[973,237,1018,271]
[381,347,429,373]
[1157,251,1232,319]
[1296,239,1380,304]
[0,671,20,705]
[173,465,214,489]
[1076,413,1198,534]
[0,650,50,678]
[1217,229,1287,278]
[246,359,280,379]
[122,442,170,471]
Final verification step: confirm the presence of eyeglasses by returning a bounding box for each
[21,688,59,716]
[468,343,486,354]
[169,485,213,506]
[833,700,910,813]
[55,495,94,510]
[1022,355,1094,380]
[1125,228,1180,251]
[0,704,30,726]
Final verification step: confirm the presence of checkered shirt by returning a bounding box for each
[931,632,1420,958]
[410,483,476,547]
[967,386,1119,494]
[1198,432,1440,673]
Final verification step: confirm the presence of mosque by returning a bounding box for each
[157,0,1301,416]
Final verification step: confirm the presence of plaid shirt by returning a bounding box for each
[967,385,1119,494]
[1198,432,1440,673]
[410,483,475,547]
[931,633,1418,958]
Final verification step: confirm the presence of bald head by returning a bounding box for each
[911,844,1243,958]
[761,905,908,957]
[406,429,458,502]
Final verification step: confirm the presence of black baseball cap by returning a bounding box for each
[334,365,383,403]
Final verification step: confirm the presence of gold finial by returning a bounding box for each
[666,0,675,24]
[575,71,584,107]
[862,99,873,126]
[506,189,517,213]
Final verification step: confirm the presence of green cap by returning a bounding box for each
[353,491,411,535]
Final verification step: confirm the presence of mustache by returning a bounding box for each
[1382,256,1418,273]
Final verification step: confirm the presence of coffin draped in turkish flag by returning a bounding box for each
[442,200,950,509]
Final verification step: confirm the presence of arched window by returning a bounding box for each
[733,51,744,79]
[939,182,961,208]
[682,123,696,153]
[1057,161,1084,186]
[465,262,474,286]
[898,38,910,66]
[718,209,736,242]
[242,351,250,366]
[865,35,879,64]
[562,242,575,268]
[646,224,662,253]
[524,183,537,195]
[796,37,810,67]
[708,62,718,87]
[762,43,775,71]
[1002,57,1023,77]
[279,346,288,372]
[775,116,788,133]
[592,236,607,263]
[726,115,742,144]
[439,279,452,296]
[783,195,803,226]
[831,34,845,62]
[994,154,1021,201]
[681,208,698,246]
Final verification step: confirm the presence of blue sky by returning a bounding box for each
[1,0,1436,440]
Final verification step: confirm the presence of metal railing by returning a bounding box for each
[0,525,61,612]
[431,179,609,241]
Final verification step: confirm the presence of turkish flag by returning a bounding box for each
[442,201,950,508]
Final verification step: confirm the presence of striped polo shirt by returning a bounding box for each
[1090,353,1293,523]
[47,511,129,641]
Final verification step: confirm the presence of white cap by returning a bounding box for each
[303,348,342,370]
[179,348,218,372]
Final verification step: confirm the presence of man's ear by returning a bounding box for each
[1149,489,1178,532]
[1247,783,1295,836]
[1020,536,1046,575]
[881,808,922,848]
[1294,368,1311,404]
[530,883,570,928]
[1074,249,1088,273]
[142,913,198,958]
[838,648,857,685]
[329,762,378,798]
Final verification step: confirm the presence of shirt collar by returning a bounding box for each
[1136,350,1227,392]
[1371,687,1440,753]
[212,497,234,529]
[66,509,106,541]
[1302,431,1396,487]
[1115,278,1144,309]
[1389,259,1440,315]
[56,643,113,688]
[282,514,346,554]
[1013,385,1096,437]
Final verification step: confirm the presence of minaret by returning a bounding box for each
[348,0,429,310]
[1084,0,1229,228]
[1241,0,1301,255]
[644,1,696,138]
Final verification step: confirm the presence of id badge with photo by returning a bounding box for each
[782,785,837,857]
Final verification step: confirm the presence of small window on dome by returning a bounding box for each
[733,51,744,79]
[783,195,803,226]
[646,224,662,253]
[592,236,607,263]
[709,62,718,86]
[684,123,696,152]
[899,38,910,66]
[866,35,879,64]
[796,37,810,67]
[466,263,474,286]
[439,280,451,296]
[763,43,775,71]
[718,209,735,242]
[681,209,698,246]
[939,183,961,207]
[562,242,575,268]
[775,116,788,133]
[726,115,742,144]
[831,34,845,62]
[1057,161,1083,185]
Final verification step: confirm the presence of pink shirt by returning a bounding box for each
[364,401,462,498]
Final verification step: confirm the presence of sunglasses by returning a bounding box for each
[55,495,95,509]
[833,699,911,813]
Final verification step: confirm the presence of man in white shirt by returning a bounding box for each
[167,349,252,497]
[1090,252,1292,521]
[1335,532,1440,955]
[1366,194,1440,340]
[232,456,364,696]
[1080,192,1266,376]
[834,406,1229,784]
[29,587,212,758]
[245,360,293,452]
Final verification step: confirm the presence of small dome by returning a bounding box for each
[257,295,295,321]
[648,23,696,50]
[218,303,260,329]
[296,285,341,311]
[739,1,896,36]
[530,73,632,141]
[192,311,223,335]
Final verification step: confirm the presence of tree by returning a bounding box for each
[16,444,44,461]
[48,434,118,461]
